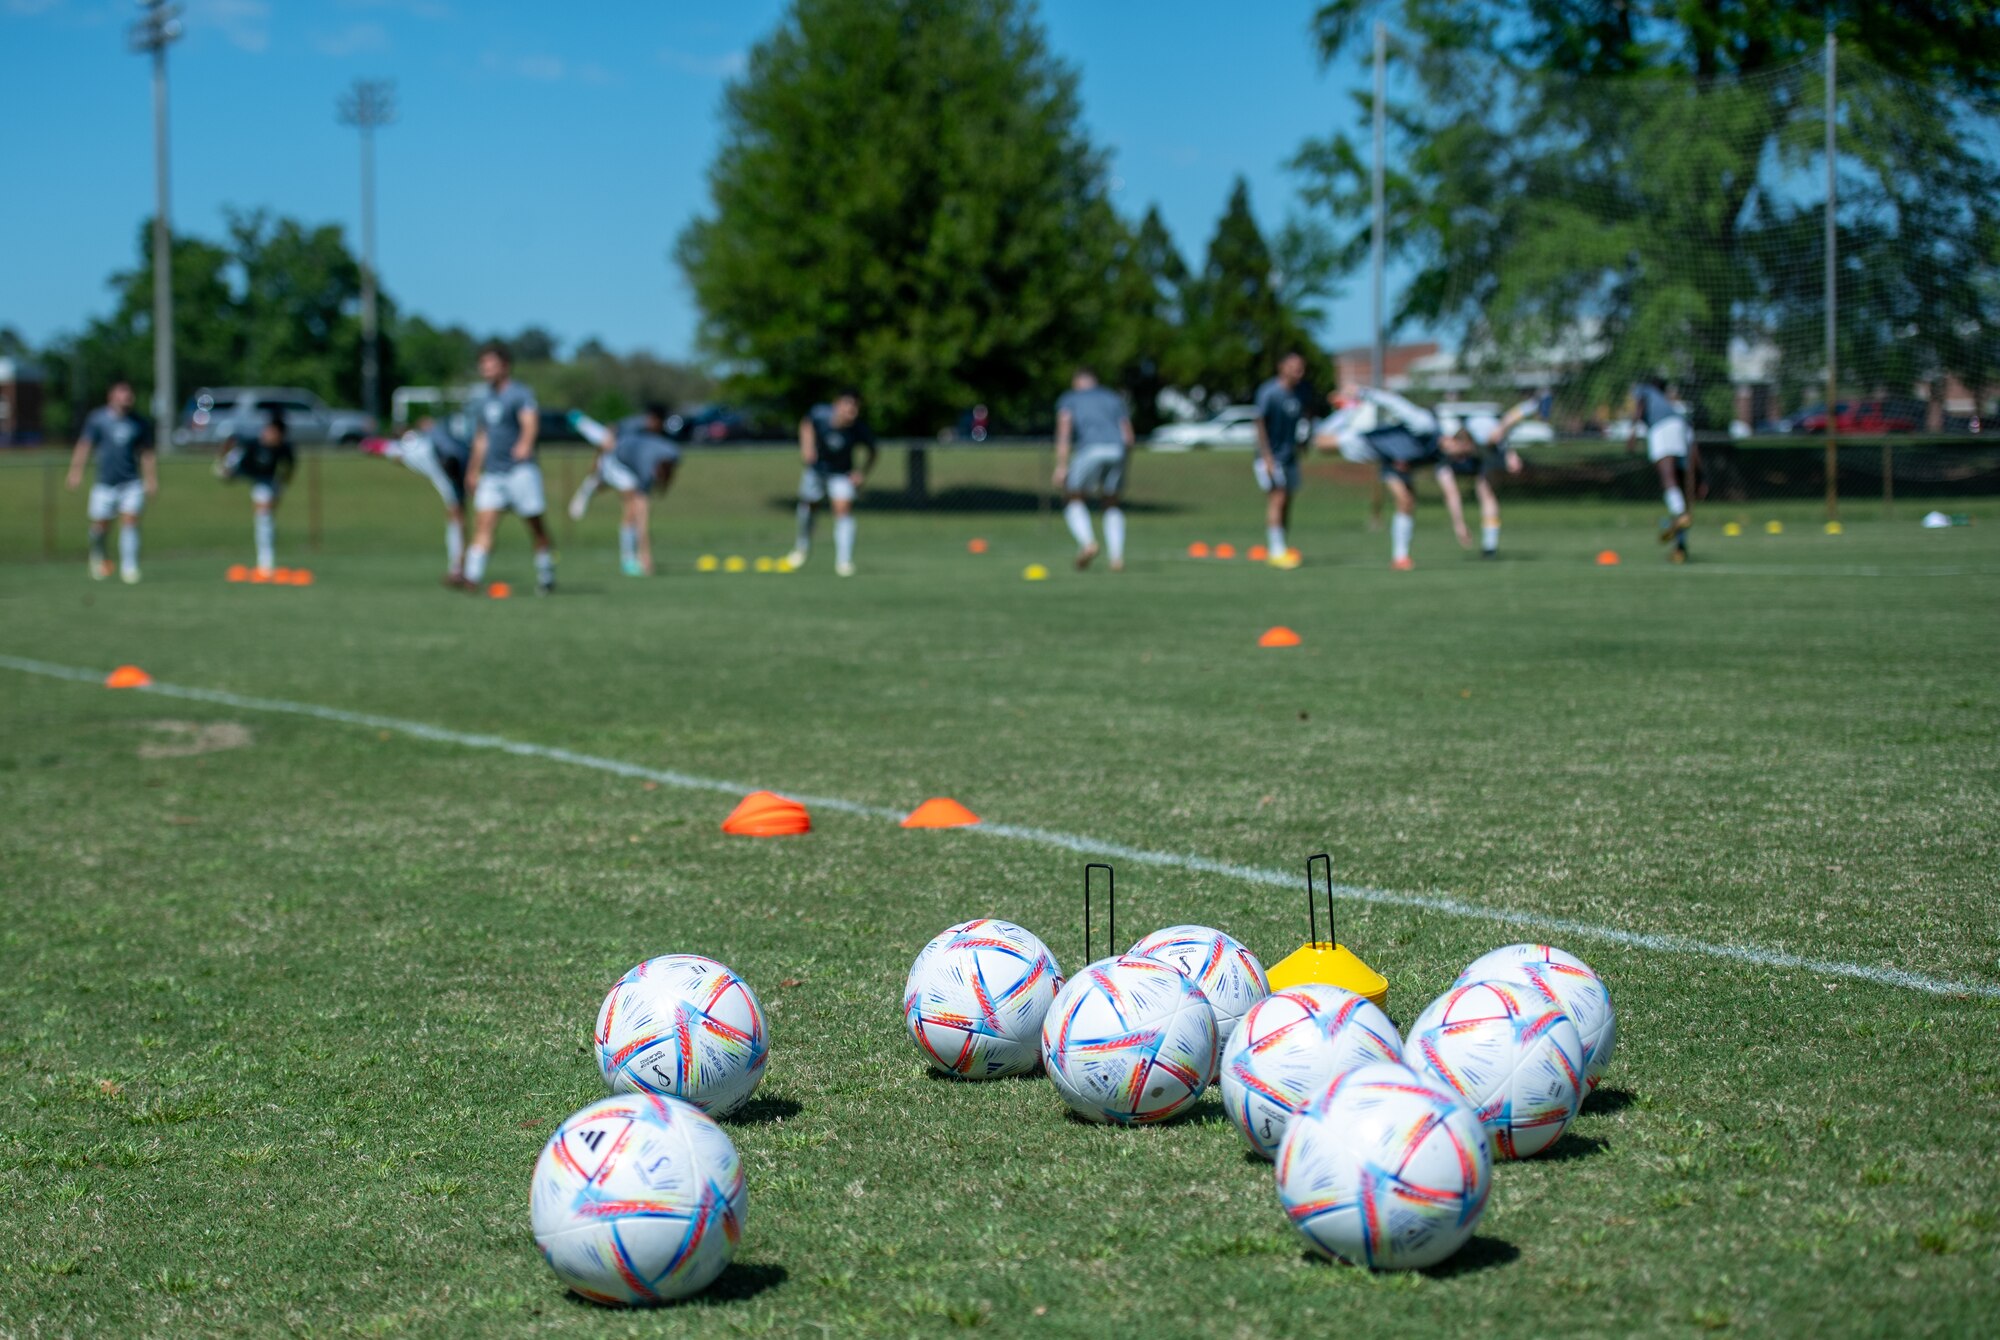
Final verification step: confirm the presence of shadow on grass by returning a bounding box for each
[1297,1234,1519,1278]
[1583,1085,1636,1114]
[1534,1130,1609,1162]
[1054,1090,1230,1129]
[763,487,1186,515]
[923,1067,1047,1084]
[560,1261,788,1310]
[726,1095,803,1125]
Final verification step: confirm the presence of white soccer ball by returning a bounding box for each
[531,1092,746,1306]
[1219,985,1403,1160]
[1276,1061,1491,1270]
[596,954,770,1117]
[1405,978,1585,1160]
[1126,924,1270,1049]
[1456,943,1616,1091]
[1040,954,1217,1124]
[903,919,1064,1079]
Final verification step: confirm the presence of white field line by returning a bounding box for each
[6,652,1996,1002]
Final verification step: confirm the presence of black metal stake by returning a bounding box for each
[1084,862,1115,964]
[1306,853,1334,949]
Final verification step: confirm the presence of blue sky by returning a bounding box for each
[2,0,1384,362]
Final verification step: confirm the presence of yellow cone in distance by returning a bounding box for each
[696,554,720,572]
[1023,564,1049,581]
[724,555,748,573]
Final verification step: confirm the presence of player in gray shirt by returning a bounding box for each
[567,405,683,576]
[1053,368,1135,570]
[1252,353,1312,568]
[65,379,157,583]
[1625,377,1697,561]
[462,342,554,593]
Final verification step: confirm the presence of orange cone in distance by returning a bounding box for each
[105,665,153,689]
[293,570,314,586]
[902,797,981,829]
[1248,545,1269,562]
[1595,550,1621,566]
[248,568,272,584]
[226,564,249,583]
[722,790,812,837]
[1187,542,1211,558]
[1214,543,1238,559]
[489,582,512,599]
[967,538,989,554]
[272,567,295,584]
[1258,626,1303,648]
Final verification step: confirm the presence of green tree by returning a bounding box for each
[1296,2,2000,424]
[1178,179,1322,406]
[229,210,366,403]
[386,315,480,393]
[56,221,239,420]
[677,0,1125,433]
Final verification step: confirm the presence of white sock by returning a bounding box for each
[1481,522,1500,552]
[1104,508,1126,565]
[1665,486,1687,516]
[535,548,556,586]
[89,528,107,565]
[463,544,488,584]
[445,521,464,573]
[576,471,601,505]
[618,525,638,565]
[1391,513,1413,562]
[795,502,815,551]
[1063,499,1095,549]
[254,511,275,570]
[834,514,856,567]
[1267,524,1286,557]
[120,525,140,570]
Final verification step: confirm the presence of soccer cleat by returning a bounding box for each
[784,547,808,569]
[1668,547,1688,565]
[1481,547,1498,559]
[1109,559,1124,572]
[1075,541,1100,570]
[1659,512,1692,544]
[835,560,856,577]
[1268,550,1302,570]
[537,573,557,596]
[89,558,111,581]
[120,565,141,585]
[1391,556,1414,571]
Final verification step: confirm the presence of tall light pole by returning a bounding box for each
[337,78,395,421]
[129,0,182,432]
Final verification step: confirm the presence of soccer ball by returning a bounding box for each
[1126,924,1270,1050]
[1219,985,1403,1160]
[531,1092,745,1306]
[1456,943,1616,1091]
[596,954,770,1117]
[903,919,1064,1078]
[1405,978,1585,1160]
[1275,1061,1491,1270]
[1040,955,1217,1124]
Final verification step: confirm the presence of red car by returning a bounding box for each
[1794,398,1923,434]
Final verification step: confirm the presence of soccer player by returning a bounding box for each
[462,342,554,593]
[360,414,472,582]
[1436,397,1539,559]
[1253,352,1312,569]
[1626,377,1698,562]
[1323,385,1441,570]
[1051,367,1134,570]
[570,406,681,576]
[785,391,876,577]
[216,408,298,574]
[65,379,156,583]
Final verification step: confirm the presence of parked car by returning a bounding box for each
[667,405,757,444]
[1150,404,1303,450]
[1435,400,1555,445]
[1792,398,1923,434]
[176,387,375,447]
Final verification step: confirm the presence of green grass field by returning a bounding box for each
[2,448,1997,1338]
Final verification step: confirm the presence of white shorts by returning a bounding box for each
[1065,446,1127,498]
[87,481,146,521]
[1253,456,1303,495]
[799,469,856,505]
[473,462,547,517]
[249,481,282,506]
[598,453,641,494]
[1646,418,1691,462]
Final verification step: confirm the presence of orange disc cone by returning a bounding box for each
[1595,550,1621,566]
[722,790,812,837]
[226,564,249,583]
[293,570,315,586]
[1214,543,1238,559]
[105,665,153,689]
[1258,626,1303,648]
[901,797,981,829]
[248,568,272,584]
[272,567,296,584]
[488,582,512,599]
[1187,542,1210,558]
[967,538,989,554]
[1248,545,1269,562]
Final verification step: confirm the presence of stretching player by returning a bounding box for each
[361,415,471,582]
[1436,398,1540,559]
[66,378,156,583]
[785,391,876,577]
[1627,377,1698,563]
[570,407,681,576]
[1323,386,1441,570]
[463,342,554,594]
[1252,352,1311,569]
[1052,367,1134,570]
[216,408,298,574]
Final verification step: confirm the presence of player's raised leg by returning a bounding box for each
[566,410,613,521]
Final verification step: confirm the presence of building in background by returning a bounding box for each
[0,358,45,445]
